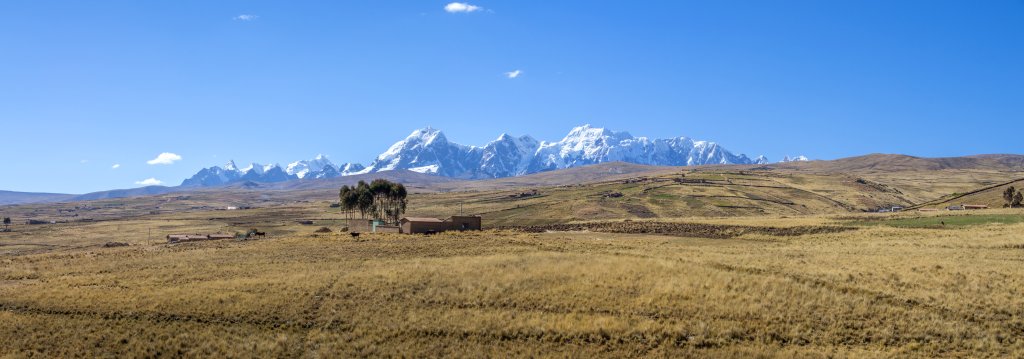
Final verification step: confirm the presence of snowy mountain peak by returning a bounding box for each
[780,155,810,163]
[241,163,261,174]
[224,160,238,171]
[377,128,451,162]
[754,155,769,165]
[286,155,338,179]
[340,163,367,175]
[561,124,631,143]
[407,127,445,145]
[240,163,283,175]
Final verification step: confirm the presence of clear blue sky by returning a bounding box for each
[1,1,1022,194]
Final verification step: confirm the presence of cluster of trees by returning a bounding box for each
[1004,186,1024,208]
[339,179,408,224]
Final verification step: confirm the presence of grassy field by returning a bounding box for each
[2,209,1024,357]
[3,162,1024,357]
[2,161,1020,229]
[852,213,1024,228]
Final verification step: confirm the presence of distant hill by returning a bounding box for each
[70,186,183,201]
[430,162,677,191]
[0,191,76,206]
[772,154,1024,173]
[913,177,1024,209]
[223,170,460,191]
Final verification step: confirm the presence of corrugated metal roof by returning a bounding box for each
[401,217,444,223]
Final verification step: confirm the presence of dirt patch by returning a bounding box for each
[621,203,656,218]
[512,221,856,239]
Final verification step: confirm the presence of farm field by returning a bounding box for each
[2,209,1024,357]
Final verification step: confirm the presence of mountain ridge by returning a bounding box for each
[182,124,766,187]
[3,154,1024,206]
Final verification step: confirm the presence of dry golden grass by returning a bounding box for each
[3,164,1024,357]
[2,210,1024,357]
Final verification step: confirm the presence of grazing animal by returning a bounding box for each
[245,229,267,239]
[350,232,360,238]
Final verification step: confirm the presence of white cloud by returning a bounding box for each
[445,2,482,13]
[505,70,522,79]
[112,164,120,169]
[135,178,163,186]
[147,152,182,165]
[79,159,89,164]
[234,14,258,21]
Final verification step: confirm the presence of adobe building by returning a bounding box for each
[400,215,482,234]
[445,216,482,231]
[400,217,449,234]
[348,219,401,234]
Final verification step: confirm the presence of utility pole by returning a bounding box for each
[460,202,464,215]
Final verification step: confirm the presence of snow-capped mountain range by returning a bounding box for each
[181,125,776,187]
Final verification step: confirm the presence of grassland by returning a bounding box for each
[3,162,1024,357]
[1,208,1024,357]
[852,213,1024,228]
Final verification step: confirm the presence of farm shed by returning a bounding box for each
[399,215,483,234]
[963,204,989,210]
[445,215,482,231]
[349,219,401,234]
[400,217,449,234]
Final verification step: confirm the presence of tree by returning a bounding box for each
[2,217,9,230]
[338,179,408,224]
[1005,186,1018,208]
[1015,191,1024,208]
[339,185,358,221]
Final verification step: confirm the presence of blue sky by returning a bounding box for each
[1,1,1022,194]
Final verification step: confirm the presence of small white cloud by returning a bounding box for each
[147,152,182,165]
[79,159,89,164]
[505,70,522,79]
[112,164,120,169]
[445,2,482,13]
[234,14,258,21]
[135,178,163,186]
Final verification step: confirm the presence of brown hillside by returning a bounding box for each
[432,162,677,191]
[773,153,1024,173]
[227,170,460,191]
[916,178,1024,209]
